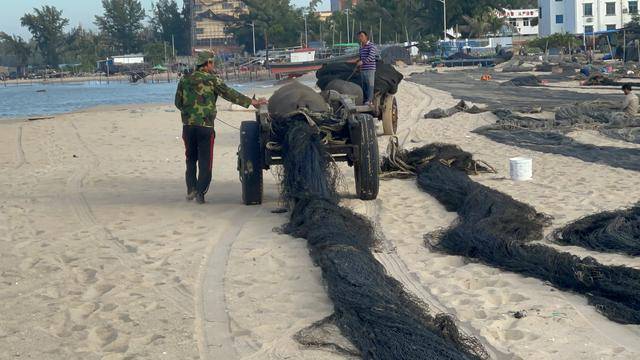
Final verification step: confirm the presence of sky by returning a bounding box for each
[0,0,330,38]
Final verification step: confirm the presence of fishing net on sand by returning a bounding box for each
[552,204,640,256]
[269,84,488,359]
[500,75,542,87]
[382,143,640,324]
[424,100,488,119]
[488,101,640,145]
[474,127,640,172]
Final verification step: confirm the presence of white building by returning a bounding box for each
[501,9,539,35]
[539,0,639,36]
[112,54,144,65]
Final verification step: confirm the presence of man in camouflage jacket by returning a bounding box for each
[175,51,265,204]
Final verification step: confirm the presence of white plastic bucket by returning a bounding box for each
[509,157,533,181]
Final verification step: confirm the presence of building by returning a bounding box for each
[538,0,639,36]
[331,0,360,12]
[501,8,539,36]
[317,11,332,22]
[112,54,144,65]
[190,0,248,51]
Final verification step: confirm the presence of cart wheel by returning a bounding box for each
[239,121,263,205]
[381,95,398,135]
[351,114,380,201]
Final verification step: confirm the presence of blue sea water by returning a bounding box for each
[0,80,278,119]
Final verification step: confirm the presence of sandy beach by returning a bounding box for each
[2,67,640,359]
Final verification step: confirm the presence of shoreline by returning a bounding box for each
[0,102,175,124]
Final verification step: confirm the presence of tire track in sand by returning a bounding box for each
[195,206,262,360]
[15,124,26,168]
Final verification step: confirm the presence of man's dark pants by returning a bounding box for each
[182,125,215,196]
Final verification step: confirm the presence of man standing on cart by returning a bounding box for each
[175,51,266,204]
[356,31,378,106]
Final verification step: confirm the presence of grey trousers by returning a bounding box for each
[361,70,375,104]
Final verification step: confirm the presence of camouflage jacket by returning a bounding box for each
[174,70,252,127]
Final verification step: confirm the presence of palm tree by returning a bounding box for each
[460,11,505,38]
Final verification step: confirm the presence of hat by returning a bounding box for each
[196,51,214,66]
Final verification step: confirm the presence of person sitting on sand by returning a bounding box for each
[622,84,639,117]
[175,51,266,204]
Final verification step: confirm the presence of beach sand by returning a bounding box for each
[1,68,640,359]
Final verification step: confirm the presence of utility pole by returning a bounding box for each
[172,34,175,58]
[164,41,167,65]
[346,8,350,43]
[304,13,308,47]
[251,21,256,56]
[379,18,382,44]
[438,0,447,41]
[332,24,335,46]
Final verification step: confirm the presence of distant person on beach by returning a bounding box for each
[356,31,378,105]
[175,51,266,204]
[622,84,639,116]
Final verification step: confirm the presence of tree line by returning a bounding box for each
[0,0,190,73]
[1,0,539,73]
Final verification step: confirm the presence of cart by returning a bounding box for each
[237,92,380,205]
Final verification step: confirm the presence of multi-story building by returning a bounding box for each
[190,0,248,51]
[502,8,539,36]
[331,0,360,12]
[538,0,639,36]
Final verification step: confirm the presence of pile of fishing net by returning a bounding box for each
[583,74,622,86]
[316,61,404,96]
[321,79,364,105]
[500,75,542,87]
[269,83,488,359]
[535,62,554,72]
[382,143,640,324]
[380,45,412,65]
[268,81,331,119]
[424,100,488,119]
[552,204,640,256]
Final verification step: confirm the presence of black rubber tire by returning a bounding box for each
[381,95,398,135]
[239,121,263,205]
[351,114,380,200]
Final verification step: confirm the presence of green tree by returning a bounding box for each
[143,42,166,65]
[227,0,305,51]
[0,33,32,75]
[151,0,190,55]
[20,6,69,66]
[95,0,146,54]
[61,26,108,71]
[527,33,581,50]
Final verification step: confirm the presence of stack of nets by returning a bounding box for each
[382,143,640,324]
[270,83,488,359]
[552,204,640,256]
[316,61,404,97]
